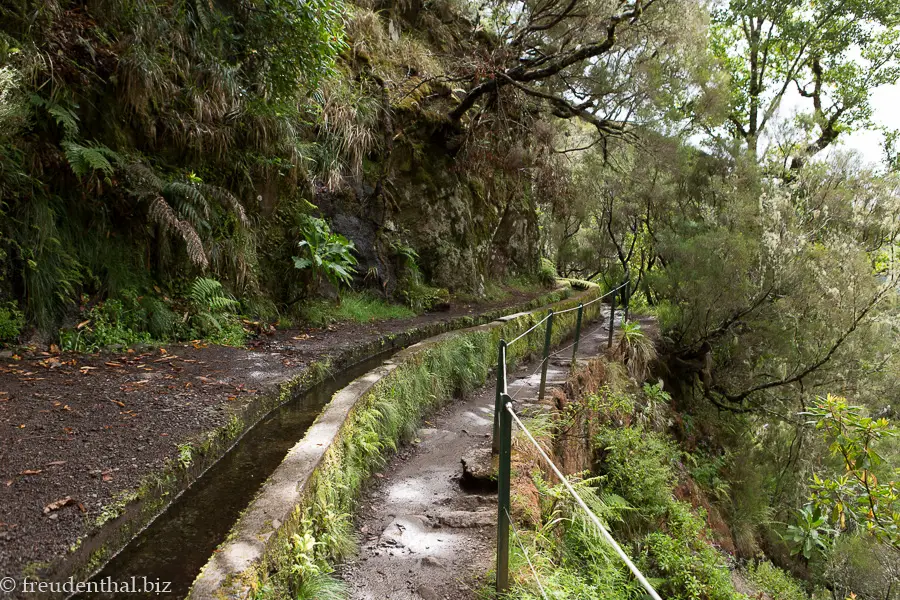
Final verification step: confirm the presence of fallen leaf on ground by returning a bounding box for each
[105,362,124,368]
[20,469,42,475]
[76,320,91,330]
[102,472,113,482]
[46,461,66,466]
[43,497,75,514]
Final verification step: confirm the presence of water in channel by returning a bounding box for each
[73,349,397,599]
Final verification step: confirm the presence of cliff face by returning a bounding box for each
[0,0,544,339]
[308,2,543,295]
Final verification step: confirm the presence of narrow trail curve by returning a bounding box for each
[338,307,617,600]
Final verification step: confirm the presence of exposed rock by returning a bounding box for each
[437,510,495,528]
[460,447,494,485]
[416,584,441,600]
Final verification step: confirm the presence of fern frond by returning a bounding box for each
[30,94,80,139]
[165,181,211,220]
[148,196,209,267]
[204,185,249,228]
[123,162,165,196]
[61,141,121,179]
[189,277,238,313]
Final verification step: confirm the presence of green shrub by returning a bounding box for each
[293,216,358,297]
[187,277,246,346]
[58,280,245,351]
[593,425,677,516]
[392,241,449,312]
[538,257,558,287]
[616,320,656,381]
[60,296,153,352]
[400,281,449,312]
[640,501,742,600]
[0,300,24,343]
[745,560,809,600]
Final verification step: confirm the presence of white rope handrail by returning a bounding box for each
[505,402,664,600]
[505,507,550,600]
[507,280,625,346]
[581,281,628,308]
[553,303,582,315]
[507,313,552,346]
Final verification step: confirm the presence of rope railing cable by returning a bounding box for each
[505,402,664,600]
[581,281,628,308]
[510,357,549,402]
[505,507,550,600]
[553,303,582,315]
[507,313,552,347]
[508,308,615,402]
[508,282,624,347]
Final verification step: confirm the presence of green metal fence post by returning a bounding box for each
[623,275,631,325]
[492,340,507,455]
[572,303,584,365]
[496,393,512,594]
[607,286,617,349]
[538,310,554,401]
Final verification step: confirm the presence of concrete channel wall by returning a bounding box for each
[188,284,605,599]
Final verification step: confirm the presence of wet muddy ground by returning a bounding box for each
[0,290,547,584]
[338,308,616,600]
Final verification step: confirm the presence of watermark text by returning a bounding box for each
[0,576,172,595]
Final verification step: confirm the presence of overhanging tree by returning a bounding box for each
[710,0,900,166]
[447,0,709,141]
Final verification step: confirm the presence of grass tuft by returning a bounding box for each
[300,291,415,326]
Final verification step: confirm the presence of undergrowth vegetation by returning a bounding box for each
[58,277,245,350]
[503,355,818,600]
[299,291,415,326]
[0,0,551,347]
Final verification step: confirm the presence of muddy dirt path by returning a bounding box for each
[338,307,616,600]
